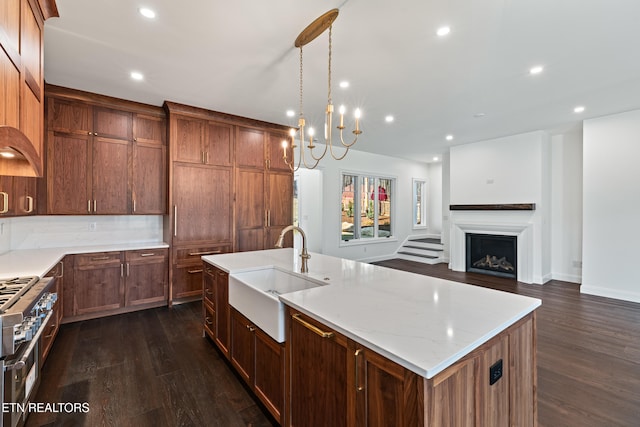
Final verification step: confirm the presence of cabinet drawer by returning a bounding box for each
[174,245,230,266]
[204,302,215,339]
[75,251,123,267]
[126,248,168,262]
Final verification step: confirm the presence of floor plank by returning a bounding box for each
[26,303,277,427]
[372,259,640,427]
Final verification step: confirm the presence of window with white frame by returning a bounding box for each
[412,178,427,229]
[340,173,394,241]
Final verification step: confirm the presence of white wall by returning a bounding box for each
[449,131,552,283]
[550,129,583,283]
[582,109,640,303]
[295,169,323,253]
[313,148,430,262]
[428,162,443,234]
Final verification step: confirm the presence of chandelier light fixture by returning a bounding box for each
[283,9,362,171]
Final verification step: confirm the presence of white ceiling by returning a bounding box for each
[44,0,640,164]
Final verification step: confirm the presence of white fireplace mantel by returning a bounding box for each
[450,220,534,284]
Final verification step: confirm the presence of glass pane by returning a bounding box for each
[378,178,392,237]
[341,175,355,241]
[415,181,423,226]
[360,176,375,239]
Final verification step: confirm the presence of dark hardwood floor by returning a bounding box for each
[27,302,277,427]
[27,260,640,426]
[373,259,640,427]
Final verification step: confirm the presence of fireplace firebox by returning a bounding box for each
[466,233,517,279]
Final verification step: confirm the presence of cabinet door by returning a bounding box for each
[48,97,91,135]
[12,176,36,215]
[203,264,215,307]
[173,117,204,164]
[172,265,204,300]
[236,126,265,169]
[47,132,91,214]
[255,328,285,424]
[428,358,476,426]
[267,172,293,248]
[92,137,129,214]
[288,309,348,427]
[268,131,293,172]
[349,340,423,427]
[0,176,12,216]
[214,268,230,358]
[74,253,124,315]
[132,140,166,214]
[92,107,132,140]
[173,164,232,243]
[236,169,265,251]
[125,249,168,306]
[230,308,254,384]
[205,121,233,166]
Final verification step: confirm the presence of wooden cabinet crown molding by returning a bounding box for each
[36,0,60,20]
[163,101,290,132]
[45,84,165,118]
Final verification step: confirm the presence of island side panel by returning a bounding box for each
[509,312,537,427]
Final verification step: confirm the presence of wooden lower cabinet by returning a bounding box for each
[201,263,230,357]
[172,244,230,302]
[287,310,347,427]
[230,307,285,424]
[63,249,168,323]
[40,260,65,366]
[125,249,168,306]
[286,307,537,427]
[73,251,124,315]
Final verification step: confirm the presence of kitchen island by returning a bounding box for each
[203,248,541,426]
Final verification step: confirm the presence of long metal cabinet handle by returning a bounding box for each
[188,250,221,256]
[0,192,7,213]
[188,269,203,274]
[355,349,364,391]
[174,205,178,237]
[88,200,91,213]
[292,313,335,338]
[93,200,97,212]
[26,196,34,213]
[92,256,110,261]
[140,253,156,257]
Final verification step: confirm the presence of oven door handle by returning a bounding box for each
[4,311,54,372]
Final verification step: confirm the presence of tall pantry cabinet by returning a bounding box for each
[165,102,293,304]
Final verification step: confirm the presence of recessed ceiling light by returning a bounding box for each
[286,110,295,117]
[436,26,451,37]
[385,115,394,123]
[433,156,440,162]
[445,134,454,141]
[473,112,486,118]
[529,65,544,75]
[574,106,585,113]
[130,71,144,81]
[339,81,350,89]
[0,152,16,158]
[139,8,156,19]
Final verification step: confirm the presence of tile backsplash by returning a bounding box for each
[5,215,164,251]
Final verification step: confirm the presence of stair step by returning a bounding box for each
[409,238,442,244]
[397,251,438,259]
[396,253,445,265]
[403,245,443,252]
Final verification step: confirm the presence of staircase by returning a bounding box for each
[396,237,446,265]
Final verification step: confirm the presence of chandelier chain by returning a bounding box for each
[328,25,332,105]
[299,47,304,118]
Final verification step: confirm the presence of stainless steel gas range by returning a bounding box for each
[0,276,57,427]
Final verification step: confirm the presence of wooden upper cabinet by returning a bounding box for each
[92,138,129,214]
[205,121,233,166]
[172,164,232,244]
[132,114,166,214]
[47,132,91,214]
[0,0,58,177]
[0,177,13,216]
[268,131,293,172]
[45,91,167,215]
[0,176,36,217]
[173,117,205,164]
[236,169,265,252]
[236,127,265,169]
[48,97,91,134]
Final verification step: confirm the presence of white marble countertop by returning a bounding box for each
[203,248,541,379]
[0,242,169,279]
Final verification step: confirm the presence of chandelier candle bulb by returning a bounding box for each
[355,109,361,133]
[339,105,346,128]
[282,140,288,158]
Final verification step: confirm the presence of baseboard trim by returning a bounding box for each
[581,285,640,304]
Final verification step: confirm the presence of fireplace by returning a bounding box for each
[466,233,517,279]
